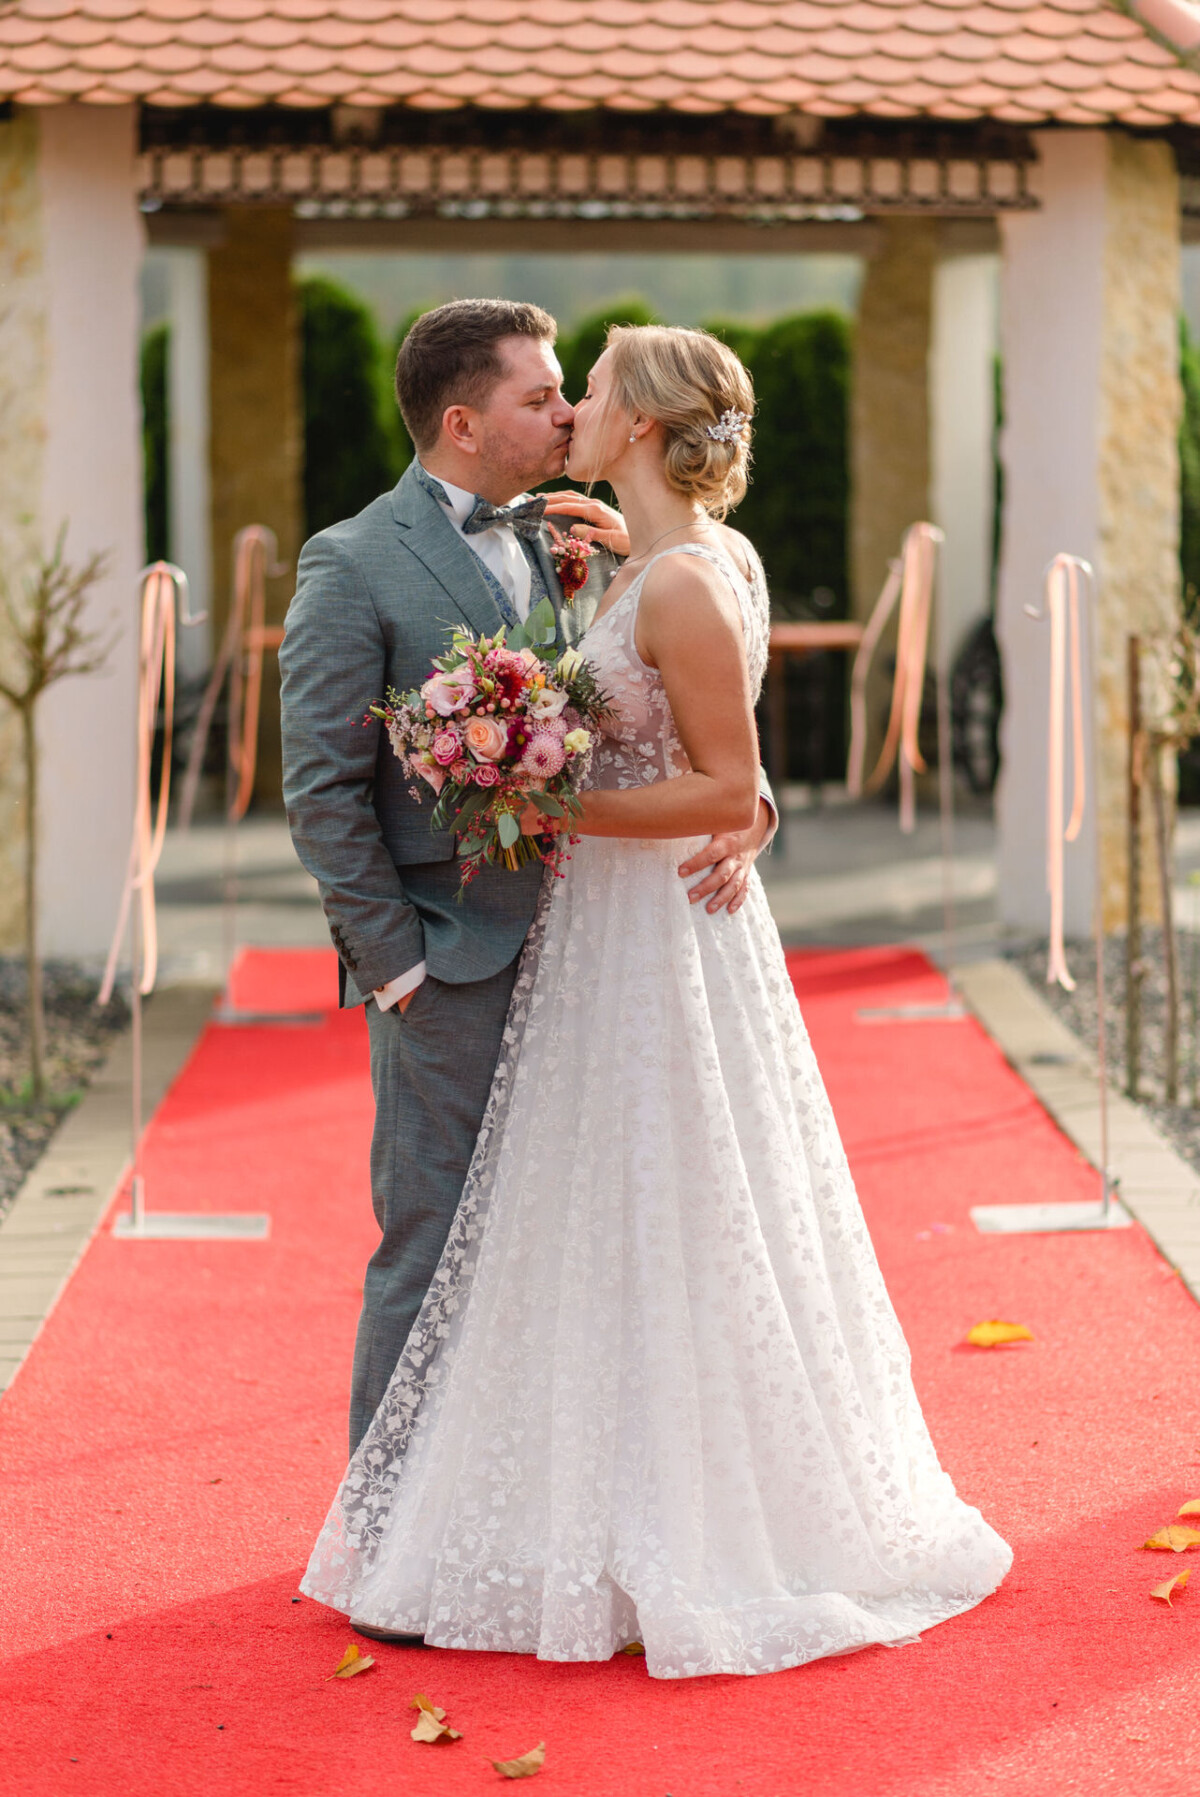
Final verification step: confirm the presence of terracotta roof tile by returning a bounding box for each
[3,1,1200,129]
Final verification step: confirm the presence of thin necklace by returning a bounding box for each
[626,519,714,565]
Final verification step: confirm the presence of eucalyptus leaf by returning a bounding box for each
[526,595,559,648]
[530,792,564,817]
[497,812,521,849]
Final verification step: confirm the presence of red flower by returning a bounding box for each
[547,522,599,602]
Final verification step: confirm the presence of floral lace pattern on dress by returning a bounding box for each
[301,543,1011,1678]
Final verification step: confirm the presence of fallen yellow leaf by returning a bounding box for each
[1177,1499,1200,1517]
[965,1320,1034,1348]
[491,1742,546,1779]
[1141,1525,1200,1553]
[411,1694,461,1744]
[327,1644,375,1679]
[1150,1569,1191,1605]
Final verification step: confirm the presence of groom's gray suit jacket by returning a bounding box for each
[279,464,619,1006]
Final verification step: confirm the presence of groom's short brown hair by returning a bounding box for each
[395,299,557,451]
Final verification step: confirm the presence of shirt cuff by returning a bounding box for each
[373,961,427,1011]
[757,791,779,855]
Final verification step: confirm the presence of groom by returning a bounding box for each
[280,298,774,1460]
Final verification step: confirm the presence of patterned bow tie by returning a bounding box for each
[462,495,547,541]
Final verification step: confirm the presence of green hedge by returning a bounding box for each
[141,322,169,563]
[294,287,854,609]
[556,302,851,616]
[735,311,850,613]
[299,275,400,538]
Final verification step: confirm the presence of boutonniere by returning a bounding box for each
[546,523,599,605]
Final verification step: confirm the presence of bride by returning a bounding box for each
[301,324,1011,1678]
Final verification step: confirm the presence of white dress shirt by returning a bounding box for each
[373,468,533,1011]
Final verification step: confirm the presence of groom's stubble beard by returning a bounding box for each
[474,418,572,503]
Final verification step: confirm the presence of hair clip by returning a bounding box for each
[706,408,749,444]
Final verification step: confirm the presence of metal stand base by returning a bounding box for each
[113,1211,270,1239]
[970,1198,1133,1234]
[857,1000,967,1023]
[212,1004,324,1028]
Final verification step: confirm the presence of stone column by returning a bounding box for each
[850,217,936,618]
[849,218,936,777]
[996,130,1181,934]
[207,208,302,806]
[0,104,142,960]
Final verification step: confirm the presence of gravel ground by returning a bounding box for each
[0,960,128,1223]
[1008,929,1200,1179]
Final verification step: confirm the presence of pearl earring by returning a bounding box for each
[628,433,637,443]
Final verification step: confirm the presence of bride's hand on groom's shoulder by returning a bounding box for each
[678,799,775,916]
[542,492,629,557]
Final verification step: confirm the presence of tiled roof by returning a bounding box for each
[3,1,1200,129]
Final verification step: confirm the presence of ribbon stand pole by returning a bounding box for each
[972,554,1131,1235]
[849,522,964,1023]
[100,562,269,1241]
[178,526,319,1027]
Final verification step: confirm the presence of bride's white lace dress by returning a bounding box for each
[301,544,1011,1678]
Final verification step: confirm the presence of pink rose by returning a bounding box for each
[450,759,472,782]
[421,666,476,716]
[472,763,501,787]
[464,715,509,762]
[432,729,462,766]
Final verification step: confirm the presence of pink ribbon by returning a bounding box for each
[1032,555,1090,991]
[178,525,286,829]
[100,563,205,1005]
[847,522,943,832]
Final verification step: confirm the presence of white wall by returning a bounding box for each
[36,105,144,958]
[929,252,998,664]
[996,131,1107,937]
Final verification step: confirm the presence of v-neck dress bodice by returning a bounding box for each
[580,541,770,795]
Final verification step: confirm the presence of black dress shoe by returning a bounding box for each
[350,1618,429,1646]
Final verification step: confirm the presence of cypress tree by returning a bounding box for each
[140,323,169,563]
[299,276,397,537]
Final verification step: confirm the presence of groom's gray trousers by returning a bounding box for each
[353,959,518,1451]
[277,474,614,1460]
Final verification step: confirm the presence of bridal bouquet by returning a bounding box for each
[369,596,610,886]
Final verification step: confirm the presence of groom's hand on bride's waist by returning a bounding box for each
[678,798,775,917]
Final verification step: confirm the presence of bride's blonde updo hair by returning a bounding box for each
[603,324,754,520]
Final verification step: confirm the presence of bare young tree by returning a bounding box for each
[0,533,112,1106]
[1133,623,1200,1106]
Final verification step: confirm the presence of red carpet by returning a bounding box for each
[3,946,1200,1796]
